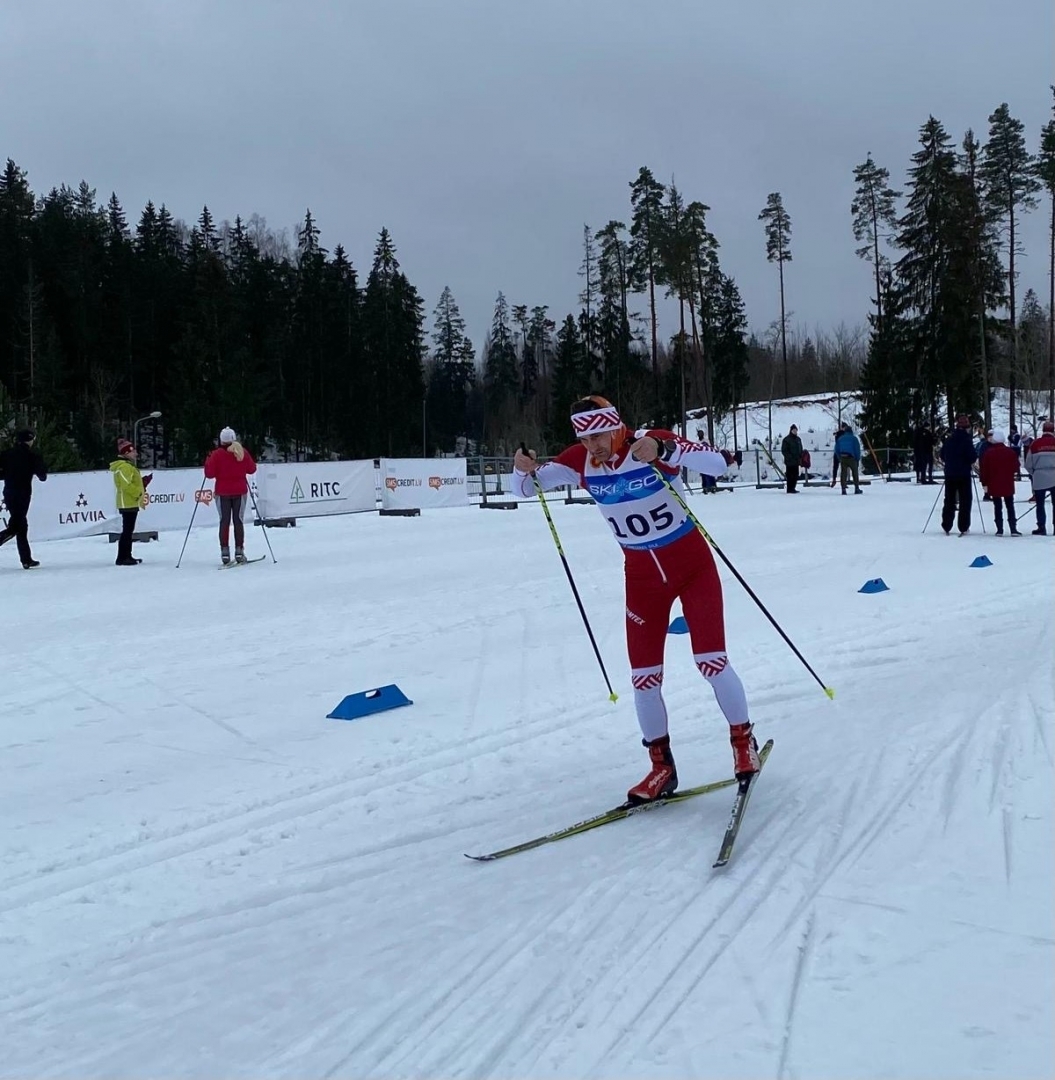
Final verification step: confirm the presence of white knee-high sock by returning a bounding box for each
[694,651,749,725]
[631,665,668,742]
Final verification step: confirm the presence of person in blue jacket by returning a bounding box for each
[940,414,978,535]
[834,422,863,494]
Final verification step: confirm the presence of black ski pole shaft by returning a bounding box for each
[175,472,207,568]
[654,464,835,700]
[521,445,617,702]
[921,482,944,534]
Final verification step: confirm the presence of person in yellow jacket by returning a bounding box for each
[110,438,152,566]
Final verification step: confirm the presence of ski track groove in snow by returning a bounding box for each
[776,909,817,1080]
[0,698,611,916]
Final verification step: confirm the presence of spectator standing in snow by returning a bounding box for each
[977,430,994,501]
[978,431,1020,536]
[1008,426,1022,480]
[834,422,863,494]
[203,427,257,564]
[110,438,151,566]
[1024,419,1055,536]
[0,428,47,569]
[940,415,977,536]
[781,424,803,493]
[912,424,935,484]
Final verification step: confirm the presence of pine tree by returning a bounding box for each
[851,155,900,331]
[709,273,750,441]
[482,291,518,450]
[683,200,719,440]
[1036,87,1055,418]
[758,192,793,396]
[981,103,1041,429]
[428,285,475,451]
[577,225,599,363]
[858,270,915,445]
[629,167,666,406]
[549,313,585,444]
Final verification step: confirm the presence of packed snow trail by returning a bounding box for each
[1,483,1052,1079]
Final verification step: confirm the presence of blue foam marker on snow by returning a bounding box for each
[858,578,889,594]
[327,684,413,721]
[668,615,689,635]
[969,555,993,568]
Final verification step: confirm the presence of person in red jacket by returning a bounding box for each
[978,430,1021,536]
[203,427,257,564]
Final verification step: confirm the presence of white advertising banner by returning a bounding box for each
[255,460,376,519]
[3,467,222,544]
[380,458,468,510]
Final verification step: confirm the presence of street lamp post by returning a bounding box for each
[133,411,162,467]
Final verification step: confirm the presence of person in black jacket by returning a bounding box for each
[0,429,48,568]
[912,424,935,484]
[939,415,977,536]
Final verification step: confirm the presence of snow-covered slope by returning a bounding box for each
[2,481,1052,1078]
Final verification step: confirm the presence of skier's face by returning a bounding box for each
[580,432,614,462]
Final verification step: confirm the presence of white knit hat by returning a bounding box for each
[992,430,1006,444]
[219,427,237,444]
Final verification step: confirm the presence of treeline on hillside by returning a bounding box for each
[856,98,1055,444]
[0,91,1052,468]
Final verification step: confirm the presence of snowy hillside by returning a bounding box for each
[1,481,1053,1079]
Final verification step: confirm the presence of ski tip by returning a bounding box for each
[464,853,494,862]
[712,856,729,869]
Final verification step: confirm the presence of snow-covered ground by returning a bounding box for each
[2,480,1053,1079]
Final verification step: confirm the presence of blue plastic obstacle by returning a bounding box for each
[668,615,689,635]
[858,578,889,594]
[327,684,413,721]
[969,555,993,568]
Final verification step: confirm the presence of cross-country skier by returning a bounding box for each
[512,395,760,803]
[203,427,257,564]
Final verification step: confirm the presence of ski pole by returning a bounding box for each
[520,446,617,703]
[652,463,835,701]
[921,482,944,534]
[972,475,987,534]
[246,483,277,563]
[175,472,207,568]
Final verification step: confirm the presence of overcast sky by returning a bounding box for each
[2,0,1052,355]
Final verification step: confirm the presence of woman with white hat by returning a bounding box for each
[203,427,257,564]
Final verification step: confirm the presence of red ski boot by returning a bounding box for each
[627,735,678,804]
[729,722,760,779]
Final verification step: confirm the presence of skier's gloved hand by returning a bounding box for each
[630,436,663,463]
[514,447,538,474]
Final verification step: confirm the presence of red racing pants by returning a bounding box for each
[624,530,748,741]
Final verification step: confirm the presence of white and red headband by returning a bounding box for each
[571,406,622,436]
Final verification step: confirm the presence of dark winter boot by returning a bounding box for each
[235,547,247,564]
[627,735,678,804]
[729,722,760,779]
[21,559,40,569]
[221,545,231,565]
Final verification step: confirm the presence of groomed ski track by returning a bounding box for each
[1,485,1051,1079]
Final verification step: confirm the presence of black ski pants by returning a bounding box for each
[941,476,973,534]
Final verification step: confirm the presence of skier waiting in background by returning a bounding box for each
[1024,419,1055,536]
[979,431,1021,537]
[512,395,760,801]
[204,427,257,565]
[0,428,47,569]
[781,424,803,494]
[940,414,977,536]
[110,438,151,566]
[834,422,863,494]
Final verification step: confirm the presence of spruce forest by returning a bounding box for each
[1,97,1053,470]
